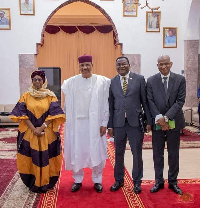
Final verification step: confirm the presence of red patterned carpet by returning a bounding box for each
[142,128,200,149]
[38,127,134,208]
[0,128,17,196]
[39,130,200,208]
[139,179,200,208]
[1,127,200,208]
[108,141,200,208]
[0,127,41,207]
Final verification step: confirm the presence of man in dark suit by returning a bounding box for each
[147,55,186,195]
[108,56,152,194]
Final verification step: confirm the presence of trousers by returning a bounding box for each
[72,161,105,183]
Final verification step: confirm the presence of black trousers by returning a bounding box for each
[114,120,144,185]
[152,130,180,185]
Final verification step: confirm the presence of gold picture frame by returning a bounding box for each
[123,0,138,17]
[146,11,161,32]
[163,27,177,48]
[0,8,11,30]
[19,0,35,15]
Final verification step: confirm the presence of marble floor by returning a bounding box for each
[124,126,200,181]
[125,148,200,180]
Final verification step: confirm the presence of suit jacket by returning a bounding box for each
[108,71,152,128]
[147,72,186,130]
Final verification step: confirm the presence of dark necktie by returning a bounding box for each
[163,77,168,94]
[123,77,128,94]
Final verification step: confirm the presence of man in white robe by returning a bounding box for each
[61,55,110,193]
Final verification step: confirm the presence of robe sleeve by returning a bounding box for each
[61,79,68,95]
[10,92,29,122]
[45,96,66,132]
[10,92,29,133]
[101,78,111,127]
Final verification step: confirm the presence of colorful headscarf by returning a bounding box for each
[29,70,56,98]
[31,70,46,83]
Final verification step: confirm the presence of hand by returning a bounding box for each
[100,126,106,137]
[146,125,151,133]
[161,123,170,131]
[156,117,166,126]
[107,129,114,138]
[34,126,44,137]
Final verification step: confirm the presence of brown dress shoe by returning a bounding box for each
[110,181,124,191]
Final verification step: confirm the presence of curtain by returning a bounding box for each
[36,29,122,105]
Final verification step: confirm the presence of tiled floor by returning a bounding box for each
[124,126,200,181]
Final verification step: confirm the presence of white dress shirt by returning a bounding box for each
[155,72,171,123]
[119,71,130,89]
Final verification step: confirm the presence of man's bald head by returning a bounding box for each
[157,55,173,76]
[157,55,171,63]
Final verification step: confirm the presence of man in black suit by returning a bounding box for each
[147,55,186,195]
[108,56,152,194]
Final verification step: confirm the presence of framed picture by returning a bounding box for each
[146,11,161,32]
[0,8,11,30]
[123,0,138,17]
[19,0,35,15]
[163,27,177,48]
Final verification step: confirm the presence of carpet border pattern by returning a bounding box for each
[107,141,146,208]
[38,125,65,208]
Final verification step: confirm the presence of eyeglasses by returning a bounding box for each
[158,62,171,67]
[116,63,128,67]
[32,78,43,82]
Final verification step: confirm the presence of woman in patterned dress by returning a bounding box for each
[10,70,65,193]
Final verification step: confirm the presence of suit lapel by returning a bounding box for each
[126,72,134,95]
[156,74,166,96]
[166,72,175,101]
[116,75,124,94]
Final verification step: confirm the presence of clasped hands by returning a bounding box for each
[33,126,45,137]
[156,117,170,131]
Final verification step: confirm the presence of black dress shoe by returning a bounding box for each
[168,184,183,195]
[150,183,164,193]
[134,184,141,194]
[94,183,103,193]
[110,181,124,191]
[71,183,82,192]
